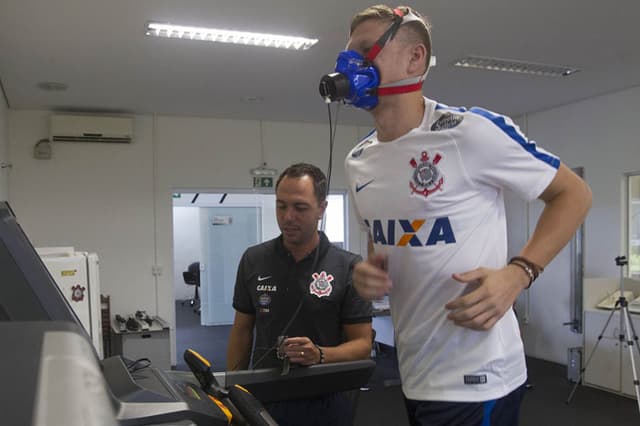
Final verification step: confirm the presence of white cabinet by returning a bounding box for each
[583,310,621,391]
[583,308,640,398]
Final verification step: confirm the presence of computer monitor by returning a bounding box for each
[0,201,82,328]
[216,359,376,403]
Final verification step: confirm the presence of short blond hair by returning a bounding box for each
[350,5,432,70]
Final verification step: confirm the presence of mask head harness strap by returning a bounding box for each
[365,8,430,97]
[364,8,405,63]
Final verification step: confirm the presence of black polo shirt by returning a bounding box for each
[232,231,372,368]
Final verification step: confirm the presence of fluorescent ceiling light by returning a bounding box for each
[146,22,318,51]
[452,55,580,77]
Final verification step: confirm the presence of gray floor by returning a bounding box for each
[175,301,640,425]
[175,298,231,371]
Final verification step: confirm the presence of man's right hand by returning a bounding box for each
[353,253,392,300]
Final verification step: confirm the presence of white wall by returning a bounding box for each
[507,86,640,364]
[528,87,640,277]
[8,111,157,318]
[7,111,363,365]
[0,92,8,200]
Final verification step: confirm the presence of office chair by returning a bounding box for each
[182,261,200,313]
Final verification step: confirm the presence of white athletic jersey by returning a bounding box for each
[345,97,559,402]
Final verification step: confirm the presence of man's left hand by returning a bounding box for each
[283,336,321,365]
[444,265,529,330]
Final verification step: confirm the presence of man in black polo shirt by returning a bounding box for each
[227,163,372,426]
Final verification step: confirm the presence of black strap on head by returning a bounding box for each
[364,8,405,62]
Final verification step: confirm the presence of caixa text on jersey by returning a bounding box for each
[364,217,456,247]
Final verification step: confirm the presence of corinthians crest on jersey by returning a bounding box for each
[309,271,334,298]
[409,150,444,198]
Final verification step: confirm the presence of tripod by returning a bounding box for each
[567,256,640,413]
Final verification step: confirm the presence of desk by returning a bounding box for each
[111,316,171,371]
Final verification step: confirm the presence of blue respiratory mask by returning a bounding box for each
[319,50,381,110]
[318,8,429,110]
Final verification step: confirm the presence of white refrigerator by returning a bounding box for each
[36,246,103,358]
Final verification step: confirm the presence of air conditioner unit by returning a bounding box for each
[50,114,133,143]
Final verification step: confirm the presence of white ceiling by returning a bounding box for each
[1,0,638,126]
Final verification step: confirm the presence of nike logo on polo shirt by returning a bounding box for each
[355,179,375,193]
[257,275,271,281]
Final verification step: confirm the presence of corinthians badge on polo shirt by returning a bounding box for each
[409,150,444,198]
[309,271,334,298]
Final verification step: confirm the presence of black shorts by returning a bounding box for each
[403,384,526,426]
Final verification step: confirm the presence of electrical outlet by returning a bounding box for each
[151,265,162,276]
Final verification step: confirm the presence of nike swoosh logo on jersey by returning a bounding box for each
[355,179,375,193]
[257,275,271,281]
